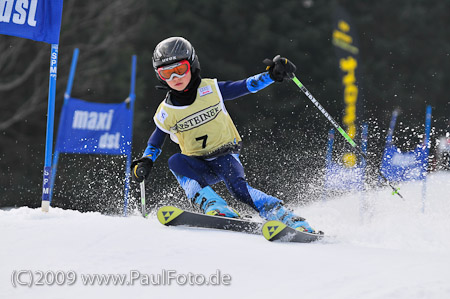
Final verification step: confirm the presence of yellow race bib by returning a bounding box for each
[154,78,241,157]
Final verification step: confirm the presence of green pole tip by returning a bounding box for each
[392,188,400,195]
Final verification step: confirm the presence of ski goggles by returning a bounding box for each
[157,60,191,81]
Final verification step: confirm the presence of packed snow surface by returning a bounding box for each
[1,172,450,299]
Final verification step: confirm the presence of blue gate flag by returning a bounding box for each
[0,0,64,44]
[55,98,132,155]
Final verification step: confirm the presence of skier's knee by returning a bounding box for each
[168,153,184,171]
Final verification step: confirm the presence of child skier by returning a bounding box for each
[132,36,315,233]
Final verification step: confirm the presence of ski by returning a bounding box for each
[157,206,324,243]
[262,220,324,243]
[157,206,262,234]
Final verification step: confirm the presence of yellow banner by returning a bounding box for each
[332,5,362,167]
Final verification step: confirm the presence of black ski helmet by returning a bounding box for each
[152,37,200,84]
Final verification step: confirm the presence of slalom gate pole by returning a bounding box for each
[41,44,60,212]
[123,55,137,217]
[290,75,403,199]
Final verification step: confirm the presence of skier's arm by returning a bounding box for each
[143,127,166,161]
[218,72,274,101]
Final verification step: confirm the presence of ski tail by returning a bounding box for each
[157,206,184,225]
[262,220,289,241]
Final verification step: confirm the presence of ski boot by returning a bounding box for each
[264,202,315,233]
[191,186,240,218]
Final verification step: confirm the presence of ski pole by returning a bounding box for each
[137,168,147,217]
[290,74,403,199]
[140,181,147,217]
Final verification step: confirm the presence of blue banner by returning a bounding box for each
[323,124,368,193]
[380,145,428,182]
[0,0,64,44]
[380,106,431,182]
[324,162,365,191]
[55,98,132,155]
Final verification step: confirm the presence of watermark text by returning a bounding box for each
[11,270,232,287]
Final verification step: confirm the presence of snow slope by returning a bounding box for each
[1,172,450,299]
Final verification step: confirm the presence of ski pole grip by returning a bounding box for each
[136,167,147,177]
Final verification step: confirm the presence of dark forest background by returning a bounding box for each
[1,0,449,214]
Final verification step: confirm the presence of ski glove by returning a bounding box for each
[263,55,296,82]
[131,157,153,183]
